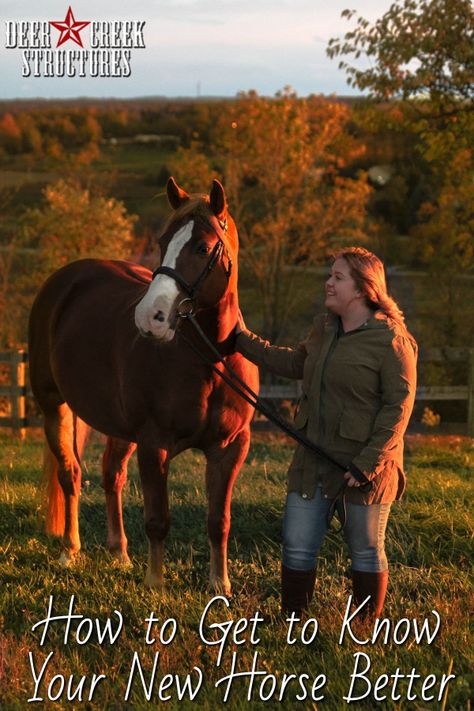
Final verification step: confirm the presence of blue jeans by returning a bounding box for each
[282,488,391,573]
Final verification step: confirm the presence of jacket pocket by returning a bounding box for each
[339,408,374,442]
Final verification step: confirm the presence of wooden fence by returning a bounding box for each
[1,348,473,437]
[0,350,42,438]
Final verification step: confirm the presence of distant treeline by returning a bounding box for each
[0,97,426,232]
[0,95,365,153]
[0,98,242,157]
[0,95,472,388]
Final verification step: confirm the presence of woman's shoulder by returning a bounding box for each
[365,312,418,359]
[384,319,418,360]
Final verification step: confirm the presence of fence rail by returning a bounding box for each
[1,348,473,437]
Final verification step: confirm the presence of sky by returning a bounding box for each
[0,0,394,99]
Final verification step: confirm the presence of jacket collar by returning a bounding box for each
[323,310,390,334]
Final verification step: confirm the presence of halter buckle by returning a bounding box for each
[177,297,195,318]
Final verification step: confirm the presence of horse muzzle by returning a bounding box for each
[135,309,177,343]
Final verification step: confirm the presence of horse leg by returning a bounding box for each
[137,443,170,590]
[102,437,136,565]
[205,429,251,596]
[43,403,82,566]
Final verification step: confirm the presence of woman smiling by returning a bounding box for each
[236,247,418,619]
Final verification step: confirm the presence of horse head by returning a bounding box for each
[135,177,238,342]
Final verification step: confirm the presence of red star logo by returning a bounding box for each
[50,6,90,48]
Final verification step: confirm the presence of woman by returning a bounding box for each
[236,247,417,618]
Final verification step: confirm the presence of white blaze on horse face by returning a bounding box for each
[135,221,195,341]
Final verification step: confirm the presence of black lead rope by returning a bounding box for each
[179,312,372,530]
[150,212,369,530]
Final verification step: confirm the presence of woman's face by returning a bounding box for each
[325,257,361,316]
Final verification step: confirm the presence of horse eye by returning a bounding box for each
[197,243,210,255]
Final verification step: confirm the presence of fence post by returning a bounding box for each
[10,349,27,439]
[468,349,474,439]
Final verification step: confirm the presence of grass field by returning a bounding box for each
[0,431,472,710]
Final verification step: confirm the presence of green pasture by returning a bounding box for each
[0,432,472,710]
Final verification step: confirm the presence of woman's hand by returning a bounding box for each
[344,471,361,487]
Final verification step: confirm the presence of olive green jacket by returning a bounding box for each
[236,312,418,504]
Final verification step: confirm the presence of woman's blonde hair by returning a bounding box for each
[332,247,406,330]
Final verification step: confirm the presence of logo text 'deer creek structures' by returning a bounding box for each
[5,6,146,78]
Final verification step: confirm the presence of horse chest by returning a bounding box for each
[145,364,247,447]
[148,369,216,433]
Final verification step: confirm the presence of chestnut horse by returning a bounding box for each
[28,178,258,594]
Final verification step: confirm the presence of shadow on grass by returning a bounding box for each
[76,499,284,560]
[3,489,469,573]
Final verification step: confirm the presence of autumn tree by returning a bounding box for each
[0,189,26,348]
[170,90,371,341]
[168,140,214,193]
[0,113,22,154]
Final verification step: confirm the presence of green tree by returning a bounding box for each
[23,178,136,274]
[0,180,137,347]
[327,0,474,109]
[326,0,474,179]
[328,0,474,349]
[410,149,474,342]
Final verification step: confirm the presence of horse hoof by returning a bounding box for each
[209,579,232,598]
[144,572,164,591]
[109,548,132,568]
[118,555,132,568]
[109,550,132,568]
[58,551,75,567]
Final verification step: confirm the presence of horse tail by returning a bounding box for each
[73,415,90,465]
[41,414,90,537]
[42,443,64,537]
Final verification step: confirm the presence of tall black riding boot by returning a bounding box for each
[351,569,389,619]
[281,564,317,616]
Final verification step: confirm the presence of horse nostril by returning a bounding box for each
[153,311,165,323]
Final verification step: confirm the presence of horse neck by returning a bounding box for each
[188,290,238,355]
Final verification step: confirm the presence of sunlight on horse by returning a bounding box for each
[28,177,258,594]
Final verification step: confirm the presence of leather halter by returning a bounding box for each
[151,215,232,311]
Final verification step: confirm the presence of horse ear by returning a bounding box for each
[167,177,190,210]
[209,179,227,219]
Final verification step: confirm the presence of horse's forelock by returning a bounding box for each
[160,196,238,259]
[161,196,211,237]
